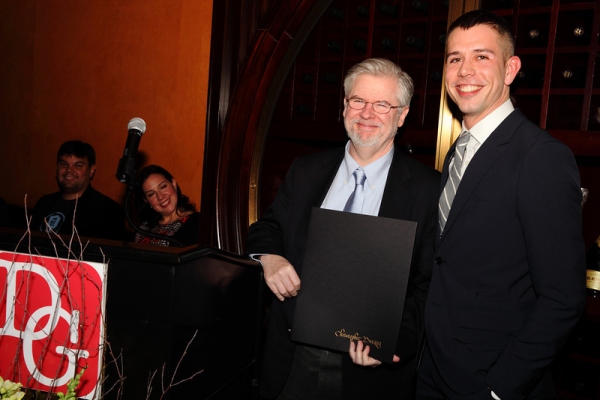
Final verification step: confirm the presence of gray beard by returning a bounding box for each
[345,119,397,148]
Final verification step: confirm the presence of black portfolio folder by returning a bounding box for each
[291,208,417,363]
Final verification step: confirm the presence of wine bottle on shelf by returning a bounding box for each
[527,28,548,47]
[561,67,586,87]
[357,5,370,18]
[329,7,344,21]
[572,26,590,44]
[412,0,428,14]
[406,36,425,51]
[571,231,600,359]
[515,68,545,88]
[585,233,600,344]
[378,2,398,17]
[352,39,368,53]
[327,41,342,53]
[586,235,600,298]
[381,37,396,50]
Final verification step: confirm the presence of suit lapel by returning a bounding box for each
[379,147,411,219]
[304,145,411,219]
[308,148,345,208]
[441,110,526,236]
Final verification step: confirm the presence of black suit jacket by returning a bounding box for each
[424,109,586,399]
[247,145,440,399]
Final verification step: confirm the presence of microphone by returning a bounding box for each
[116,117,146,184]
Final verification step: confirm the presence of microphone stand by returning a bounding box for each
[123,180,185,247]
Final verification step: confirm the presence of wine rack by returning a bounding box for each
[482,0,600,146]
[264,0,451,213]
[262,0,600,245]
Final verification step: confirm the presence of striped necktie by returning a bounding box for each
[439,131,470,232]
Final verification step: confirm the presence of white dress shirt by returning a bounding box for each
[321,141,394,216]
[455,99,515,176]
[251,141,394,261]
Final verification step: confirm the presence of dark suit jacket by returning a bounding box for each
[246,145,440,399]
[424,109,586,399]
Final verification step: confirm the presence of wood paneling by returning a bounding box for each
[0,1,212,214]
[201,0,332,252]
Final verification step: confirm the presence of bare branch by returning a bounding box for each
[156,330,204,400]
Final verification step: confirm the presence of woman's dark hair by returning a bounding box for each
[134,164,196,227]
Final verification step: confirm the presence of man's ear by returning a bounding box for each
[397,107,410,128]
[505,55,522,86]
[90,165,97,180]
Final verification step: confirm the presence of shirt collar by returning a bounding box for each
[464,99,514,145]
[343,141,394,189]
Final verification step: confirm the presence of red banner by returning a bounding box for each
[0,251,106,399]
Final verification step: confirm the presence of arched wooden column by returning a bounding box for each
[214,0,333,253]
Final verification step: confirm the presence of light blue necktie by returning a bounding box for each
[439,131,470,232]
[344,168,367,214]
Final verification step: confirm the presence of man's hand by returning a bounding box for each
[349,340,400,367]
[260,254,301,301]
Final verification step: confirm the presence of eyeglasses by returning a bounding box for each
[346,98,402,114]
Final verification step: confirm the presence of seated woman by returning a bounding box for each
[133,165,200,247]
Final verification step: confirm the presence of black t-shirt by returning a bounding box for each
[31,186,125,240]
[37,196,76,233]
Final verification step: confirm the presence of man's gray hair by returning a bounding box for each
[343,58,414,107]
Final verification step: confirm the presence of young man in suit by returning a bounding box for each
[418,10,586,400]
[246,58,440,399]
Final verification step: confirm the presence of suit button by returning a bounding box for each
[435,257,443,264]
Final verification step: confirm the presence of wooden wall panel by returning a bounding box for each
[0,0,212,218]
[202,0,332,252]
[257,0,452,226]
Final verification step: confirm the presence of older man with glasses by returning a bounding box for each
[246,58,440,400]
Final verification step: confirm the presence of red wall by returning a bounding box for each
[0,0,212,214]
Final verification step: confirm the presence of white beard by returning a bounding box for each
[344,118,397,148]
